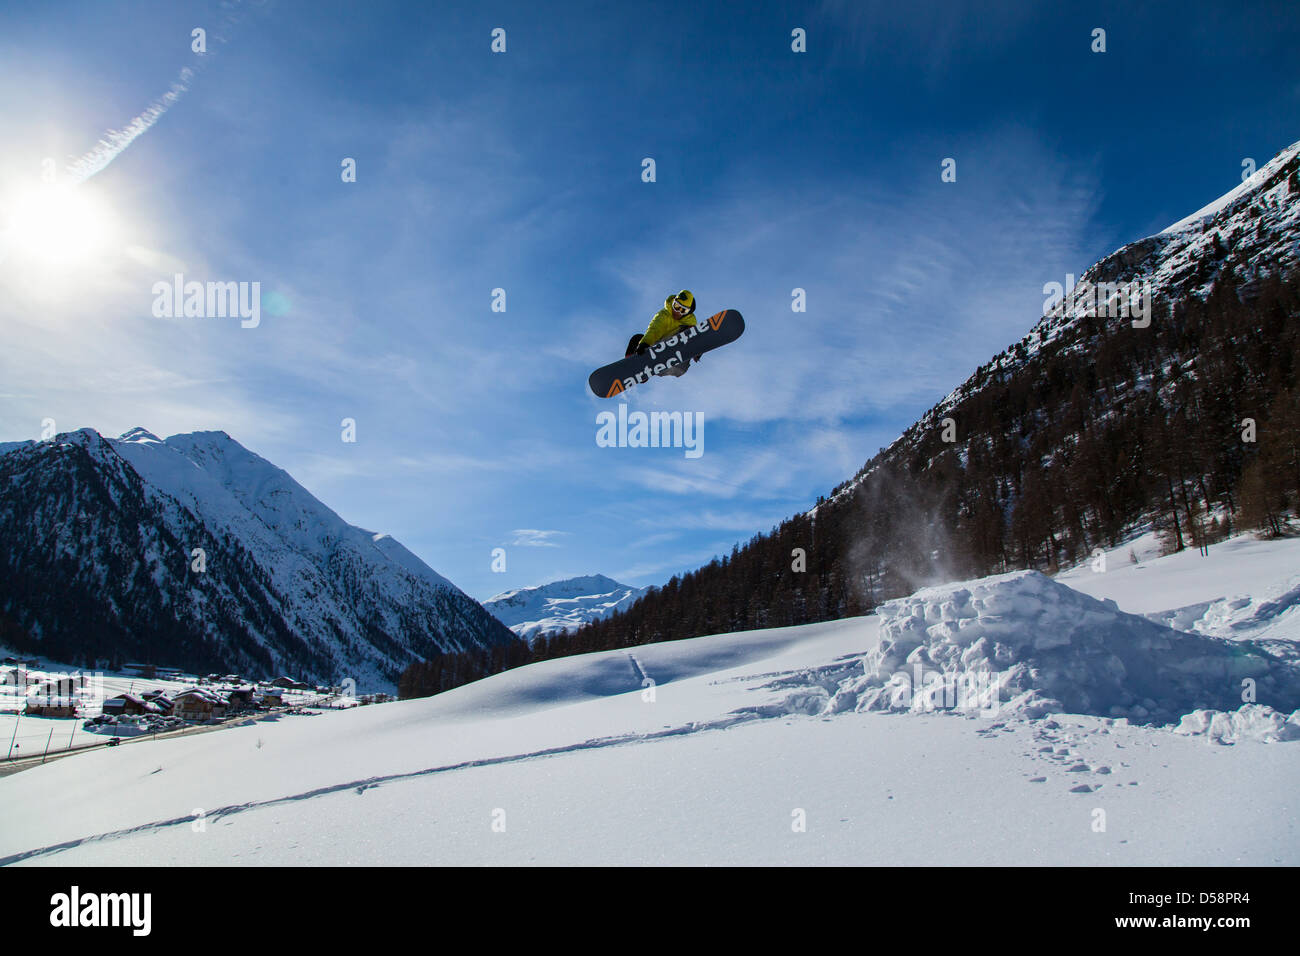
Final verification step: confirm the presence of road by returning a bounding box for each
[0,703,338,778]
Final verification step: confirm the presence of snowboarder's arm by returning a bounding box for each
[642,307,675,346]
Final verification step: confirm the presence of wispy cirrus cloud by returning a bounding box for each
[510,529,570,548]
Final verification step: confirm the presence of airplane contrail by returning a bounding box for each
[64,0,255,184]
[65,68,197,184]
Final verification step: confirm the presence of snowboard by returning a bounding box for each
[588,309,745,398]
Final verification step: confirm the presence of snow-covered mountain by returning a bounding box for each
[822,139,1300,510]
[484,574,647,641]
[0,427,517,691]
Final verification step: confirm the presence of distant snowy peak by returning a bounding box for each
[488,574,626,605]
[118,426,165,444]
[484,575,647,642]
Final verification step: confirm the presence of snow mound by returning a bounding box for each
[1175,705,1300,744]
[770,571,1300,723]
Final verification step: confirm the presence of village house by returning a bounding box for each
[101,694,159,717]
[270,675,310,690]
[142,690,174,714]
[171,689,229,722]
[225,687,255,712]
[25,696,77,718]
[257,686,284,708]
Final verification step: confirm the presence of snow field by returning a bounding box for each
[1,533,1297,865]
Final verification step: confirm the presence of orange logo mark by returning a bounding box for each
[708,311,725,331]
[606,380,625,398]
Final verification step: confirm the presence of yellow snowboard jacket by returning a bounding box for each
[641,295,697,346]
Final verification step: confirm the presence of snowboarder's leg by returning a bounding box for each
[625,333,646,357]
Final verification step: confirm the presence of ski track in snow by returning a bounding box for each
[626,653,649,685]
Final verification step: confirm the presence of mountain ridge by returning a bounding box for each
[820,139,1300,513]
[0,427,518,690]
[484,574,647,642]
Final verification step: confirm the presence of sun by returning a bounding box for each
[1,180,115,270]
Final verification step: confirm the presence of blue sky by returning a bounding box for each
[1,0,1298,600]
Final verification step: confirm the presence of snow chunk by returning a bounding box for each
[1174,705,1300,744]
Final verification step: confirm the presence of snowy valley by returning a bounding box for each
[1,532,1296,866]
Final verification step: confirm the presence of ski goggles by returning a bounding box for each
[672,300,691,313]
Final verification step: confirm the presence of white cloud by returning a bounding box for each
[510,529,570,548]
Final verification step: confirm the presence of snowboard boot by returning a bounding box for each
[660,355,697,377]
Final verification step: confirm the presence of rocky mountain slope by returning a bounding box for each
[0,428,518,690]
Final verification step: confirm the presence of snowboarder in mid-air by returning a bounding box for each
[625,289,699,376]
[587,293,743,397]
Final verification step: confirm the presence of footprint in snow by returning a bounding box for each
[1029,776,1047,783]
[1070,784,1095,793]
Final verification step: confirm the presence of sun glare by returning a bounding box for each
[1,181,115,270]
